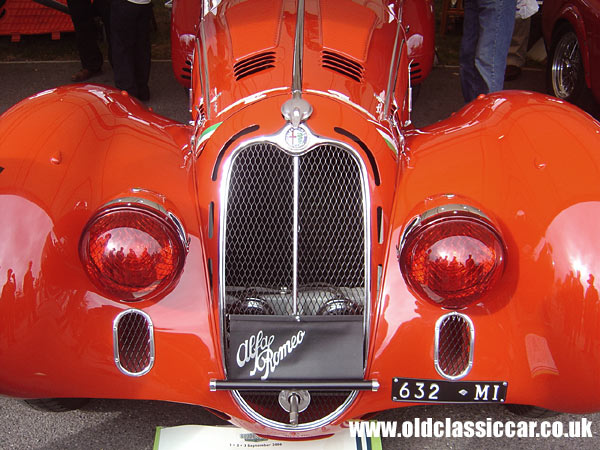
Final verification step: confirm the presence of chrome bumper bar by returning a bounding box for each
[210,379,380,392]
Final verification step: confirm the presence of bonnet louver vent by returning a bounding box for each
[181,59,192,81]
[410,61,422,81]
[322,51,364,82]
[233,52,276,80]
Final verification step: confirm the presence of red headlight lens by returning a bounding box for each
[400,212,505,309]
[80,204,186,301]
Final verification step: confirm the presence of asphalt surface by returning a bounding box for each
[1,61,600,449]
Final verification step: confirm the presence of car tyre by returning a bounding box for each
[505,404,560,418]
[24,398,89,412]
[546,23,587,107]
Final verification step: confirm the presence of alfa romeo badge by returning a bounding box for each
[285,127,308,149]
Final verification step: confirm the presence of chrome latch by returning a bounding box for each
[278,389,310,426]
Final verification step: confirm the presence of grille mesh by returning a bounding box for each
[225,143,294,314]
[297,147,364,315]
[436,314,472,379]
[115,310,153,375]
[239,391,352,425]
[223,142,367,427]
[224,143,365,316]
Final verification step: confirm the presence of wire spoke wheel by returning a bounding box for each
[547,25,587,107]
[552,31,582,99]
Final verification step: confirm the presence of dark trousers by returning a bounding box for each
[67,0,111,72]
[110,0,152,99]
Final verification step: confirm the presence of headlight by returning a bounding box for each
[399,204,505,309]
[79,198,187,301]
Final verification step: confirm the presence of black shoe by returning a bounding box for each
[137,85,150,101]
[505,65,522,81]
[71,68,101,82]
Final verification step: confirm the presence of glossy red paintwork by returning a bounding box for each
[2,0,600,440]
[172,0,434,91]
[402,0,435,84]
[170,0,200,86]
[543,0,600,101]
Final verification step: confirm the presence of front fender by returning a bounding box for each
[370,91,600,413]
[0,86,227,409]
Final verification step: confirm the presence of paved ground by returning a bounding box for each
[0,61,189,123]
[1,61,599,449]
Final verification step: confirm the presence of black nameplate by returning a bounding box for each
[227,315,364,381]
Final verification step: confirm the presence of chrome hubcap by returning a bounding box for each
[552,31,582,99]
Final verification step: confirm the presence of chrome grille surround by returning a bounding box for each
[232,390,358,432]
[218,124,371,431]
[434,312,474,380]
[113,309,155,377]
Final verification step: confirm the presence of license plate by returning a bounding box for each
[392,378,508,403]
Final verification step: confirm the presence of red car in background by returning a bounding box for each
[543,0,600,107]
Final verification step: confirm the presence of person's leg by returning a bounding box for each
[93,0,112,67]
[67,0,103,77]
[474,0,516,93]
[505,17,530,80]
[111,0,138,96]
[507,17,530,67]
[460,0,486,102]
[133,3,153,101]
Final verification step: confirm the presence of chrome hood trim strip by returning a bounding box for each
[292,0,305,97]
[281,0,313,127]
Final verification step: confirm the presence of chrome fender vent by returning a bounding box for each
[434,312,474,380]
[321,51,364,82]
[113,309,155,377]
[234,51,276,80]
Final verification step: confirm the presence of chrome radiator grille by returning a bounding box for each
[223,142,367,317]
[221,140,368,430]
[297,147,365,314]
[224,143,294,308]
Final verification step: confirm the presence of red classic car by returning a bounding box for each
[543,0,600,107]
[1,0,600,440]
